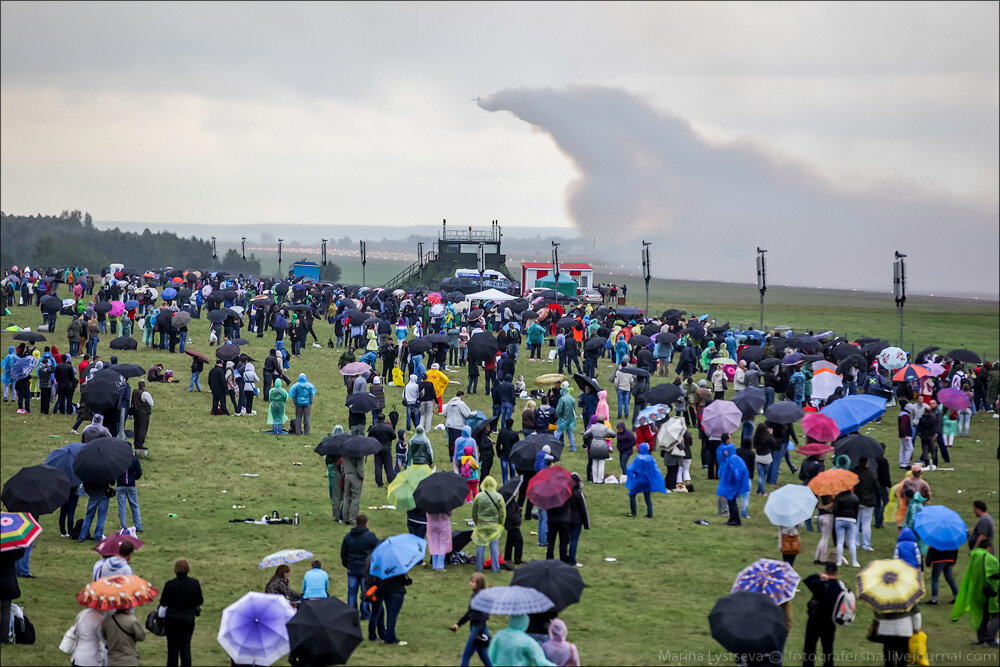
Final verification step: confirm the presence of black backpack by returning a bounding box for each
[69,519,84,540]
[12,609,36,645]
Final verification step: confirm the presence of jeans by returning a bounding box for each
[617,390,630,418]
[476,540,501,572]
[537,509,548,546]
[14,543,33,576]
[756,462,769,494]
[461,625,492,666]
[834,517,858,565]
[930,562,958,600]
[406,404,420,430]
[178,331,186,354]
[78,494,109,541]
[117,486,142,531]
[188,371,201,391]
[767,452,782,485]
[874,486,889,529]
[630,492,653,517]
[59,493,79,535]
[739,492,750,518]
[498,457,515,485]
[619,453,630,476]
[346,572,371,620]
[500,401,514,428]
[763,386,775,409]
[957,409,972,435]
[568,523,583,564]
[69,341,80,357]
[431,554,445,570]
[857,505,873,549]
[86,336,99,356]
[554,427,576,452]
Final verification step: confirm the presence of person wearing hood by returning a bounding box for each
[94,540,135,581]
[951,547,999,646]
[615,421,636,476]
[894,527,922,570]
[406,425,434,467]
[526,321,546,360]
[240,361,259,416]
[715,443,750,526]
[427,508,454,572]
[533,445,556,547]
[341,448,365,527]
[267,378,289,435]
[327,425,345,522]
[403,373,421,431]
[578,385,598,428]
[454,425,477,473]
[471,476,505,573]
[81,413,112,442]
[488,614,555,667]
[554,384,577,452]
[541,618,579,666]
[444,391,473,460]
[288,373,317,436]
[427,363,449,414]
[461,445,482,502]
[626,444,668,518]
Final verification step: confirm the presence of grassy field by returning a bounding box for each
[1,271,998,666]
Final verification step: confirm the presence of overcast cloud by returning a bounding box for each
[1,2,997,293]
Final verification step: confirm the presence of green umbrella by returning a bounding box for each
[386,465,432,511]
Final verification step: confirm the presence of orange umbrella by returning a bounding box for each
[892,364,929,382]
[78,575,159,611]
[807,469,859,496]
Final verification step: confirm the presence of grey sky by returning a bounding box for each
[1,2,997,292]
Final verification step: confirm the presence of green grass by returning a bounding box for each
[1,273,998,666]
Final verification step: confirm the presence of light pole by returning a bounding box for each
[241,237,247,262]
[277,239,284,277]
[477,243,485,293]
[417,242,424,284]
[641,240,651,315]
[360,241,367,286]
[211,236,217,260]
[551,241,561,288]
[893,251,907,346]
[321,239,327,266]
[756,247,767,330]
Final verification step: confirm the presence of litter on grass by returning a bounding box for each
[241,473,260,477]
[604,557,617,562]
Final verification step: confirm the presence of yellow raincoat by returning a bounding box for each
[471,476,505,546]
[427,368,449,399]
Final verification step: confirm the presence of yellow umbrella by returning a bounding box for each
[857,559,924,613]
[387,465,432,511]
[710,357,737,365]
[535,374,566,386]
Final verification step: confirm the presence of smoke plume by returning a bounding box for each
[478,87,998,295]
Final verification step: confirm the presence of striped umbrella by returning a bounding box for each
[732,558,801,605]
[258,549,314,569]
[1,512,42,552]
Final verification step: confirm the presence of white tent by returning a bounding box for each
[466,288,516,302]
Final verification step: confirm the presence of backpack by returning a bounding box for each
[10,605,36,645]
[461,460,474,479]
[780,531,801,556]
[832,581,856,626]
[69,518,84,540]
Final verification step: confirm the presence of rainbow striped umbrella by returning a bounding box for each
[732,558,801,605]
[1,512,42,552]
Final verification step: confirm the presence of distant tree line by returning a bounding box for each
[0,210,269,275]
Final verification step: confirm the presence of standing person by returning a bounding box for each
[950,546,999,647]
[802,562,844,667]
[78,479,114,543]
[262,348,280,397]
[852,458,877,552]
[188,354,203,392]
[460,446,481,502]
[612,362,636,419]
[897,399,913,468]
[101,606,146,666]
[0,548,23,646]
[159,559,203,667]
[449,573,493,667]
[471,476,505,573]
[814,495,835,565]
[403,373,421,430]
[926,545,959,606]
[495,418,519,485]
[444,391,473,461]
[342,452,365,527]
[554,384,577,452]
[567,472,589,567]
[969,501,994,552]
[405,425,434,467]
[240,361,259,416]
[625,443,668,518]
[267,378,288,435]
[779,525,801,566]
[427,510,454,572]
[54,353,77,414]
[487,615,553,667]
[374,570,412,646]
[130,380,153,452]
[418,373,437,430]
[475,421,496,481]
[368,414,396,487]
[116,454,143,533]
[917,398,942,470]
[541,619,580,667]
[302,560,329,600]
[715,443,750,526]
[288,373,317,435]
[207,360,227,415]
[63,605,106,667]
[615,421,636,476]
[833,488,861,567]
[341,514,378,619]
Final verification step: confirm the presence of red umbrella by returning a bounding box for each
[794,442,834,457]
[801,413,840,443]
[526,465,573,510]
[185,349,209,363]
[94,534,145,557]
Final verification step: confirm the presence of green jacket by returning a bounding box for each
[526,323,546,345]
[406,427,434,466]
[951,548,999,630]
[555,387,576,432]
[487,615,555,667]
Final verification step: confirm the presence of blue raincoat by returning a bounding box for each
[625,444,668,495]
[715,443,750,500]
[1,346,17,384]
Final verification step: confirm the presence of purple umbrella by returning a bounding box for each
[936,388,970,412]
[701,400,742,438]
[339,362,372,376]
[218,592,295,666]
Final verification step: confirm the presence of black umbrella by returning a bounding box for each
[733,387,766,420]
[467,332,500,363]
[83,369,127,412]
[345,392,378,414]
[111,363,145,379]
[446,291,465,303]
[629,335,652,347]
[511,559,586,612]
[646,383,684,406]
[451,529,473,553]
[423,332,449,344]
[861,340,890,359]
[573,373,600,394]
[40,295,63,312]
[499,476,523,504]
[555,317,578,330]
[945,348,980,364]
[508,299,529,313]
[662,308,685,319]
[831,343,861,362]
[288,597,363,667]
[1,464,72,515]
[640,323,660,337]
[176,288,192,302]
[413,472,468,513]
[758,358,781,372]
[914,346,939,364]
[215,344,241,361]
[72,438,133,484]
[655,332,678,345]
[619,366,650,378]
[13,331,47,342]
[207,309,229,323]
[709,592,788,654]
[521,310,539,321]
[344,309,366,323]
[109,336,138,350]
[314,435,381,458]
[472,417,499,440]
[467,309,484,321]
[583,336,607,352]
[836,355,867,375]
[407,338,433,355]
[233,338,250,346]
[509,434,563,471]
[833,434,885,463]
[275,281,291,294]
[764,401,804,424]
[739,346,764,363]
[616,307,640,318]
[94,301,113,315]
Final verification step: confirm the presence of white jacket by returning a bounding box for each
[69,608,106,666]
[403,375,419,405]
[443,397,472,429]
[242,362,260,393]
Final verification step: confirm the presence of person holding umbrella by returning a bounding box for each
[449,573,492,667]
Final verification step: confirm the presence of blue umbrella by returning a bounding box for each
[161,287,178,300]
[217,591,295,666]
[465,410,489,430]
[123,299,140,310]
[913,505,968,550]
[732,558,801,605]
[10,356,37,382]
[44,442,88,486]
[820,395,886,435]
[369,533,426,579]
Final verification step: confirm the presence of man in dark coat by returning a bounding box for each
[340,514,378,621]
[54,353,77,414]
[367,415,396,487]
[207,360,228,415]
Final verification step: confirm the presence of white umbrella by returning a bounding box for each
[655,416,687,451]
[811,369,843,402]
[877,347,907,370]
[764,484,818,527]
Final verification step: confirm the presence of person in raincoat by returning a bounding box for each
[715,442,751,526]
[454,425,477,473]
[613,336,629,365]
[406,425,434,467]
[700,341,716,375]
[267,378,289,435]
[893,527,922,570]
[1,346,17,402]
[471,476,505,573]
[554,384,577,452]
[327,425,345,522]
[427,363,449,414]
[427,510,453,571]
[625,443,668,518]
[951,547,999,645]
[789,367,807,406]
[526,321,546,360]
[461,445,481,502]
[142,311,155,348]
[594,389,610,423]
[487,614,555,667]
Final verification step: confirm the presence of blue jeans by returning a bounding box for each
[756,463,769,494]
[554,427,576,452]
[346,572,371,620]
[476,540,501,572]
[188,371,201,391]
[178,332,187,354]
[86,336,99,357]
[500,402,514,428]
[617,390,630,418]
[79,494,109,542]
[630,492,653,517]
[431,554,445,570]
[461,626,492,666]
[14,543,33,576]
[381,592,405,643]
[406,404,420,430]
[498,457,515,485]
[835,518,858,565]
[537,509,548,546]
[739,492,750,518]
[568,523,583,564]
[931,562,958,600]
[857,505,873,550]
[117,486,142,531]
[763,386,775,410]
[767,453,782,485]
[69,341,80,356]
